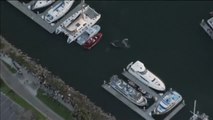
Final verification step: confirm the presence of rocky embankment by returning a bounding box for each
[0,35,116,120]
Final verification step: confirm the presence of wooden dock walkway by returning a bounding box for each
[102,83,155,120]
[164,101,185,120]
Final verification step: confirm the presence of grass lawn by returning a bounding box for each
[37,89,74,120]
[0,78,46,120]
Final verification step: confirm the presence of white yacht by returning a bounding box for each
[76,25,100,45]
[200,19,213,40]
[44,0,74,23]
[155,91,182,115]
[109,75,147,106]
[126,61,166,91]
[66,9,100,44]
[55,4,101,44]
[207,17,213,29]
[32,0,55,10]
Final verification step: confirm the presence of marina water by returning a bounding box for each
[1,1,213,120]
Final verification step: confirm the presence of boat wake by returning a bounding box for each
[111,38,130,49]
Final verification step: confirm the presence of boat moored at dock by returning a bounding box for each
[76,25,101,45]
[109,75,147,106]
[200,12,213,40]
[44,0,74,23]
[102,61,185,119]
[32,0,55,10]
[200,19,213,40]
[154,90,182,115]
[83,32,103,50]
[190,100,209,120]
[126,61,166,91]
[207,17,213,29]
[56,4,101,44]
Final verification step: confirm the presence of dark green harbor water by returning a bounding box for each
[1,1,213,120]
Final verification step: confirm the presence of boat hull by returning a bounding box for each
[76,25,101,45]
[45,0,74,23]
[109,75,147,106]
[154,91,182,115]
[32,0,55,10]
[83,32,103,50]
[126,61,166,91]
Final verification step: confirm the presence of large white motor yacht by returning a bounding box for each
[126,60,166,91]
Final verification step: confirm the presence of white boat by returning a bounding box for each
[155,91,182,115]
[32,0,55,10]
[126,61,166,91]
[207,17,213,29]
[44,0,74,23]
[200,19,213,40]
[56,4,101,44]
[66,9,101,43]
[55,0,101,44]
[109,75,147,106]
[190,100,209,120]
[76,25,101,45]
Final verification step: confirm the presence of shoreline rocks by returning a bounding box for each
[0,35,116,120]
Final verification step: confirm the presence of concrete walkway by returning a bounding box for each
[0,53,40,96]
[0,62,64,120]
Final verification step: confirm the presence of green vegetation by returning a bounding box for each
[37,89,74,120]
[1,38,113,120]
[1,60,17,73]
[0,78,46,120]
[0,42,5,49]
[9,52,32,70]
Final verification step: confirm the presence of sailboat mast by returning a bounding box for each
[193,100,197,114]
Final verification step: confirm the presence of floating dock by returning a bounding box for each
[200,19,213,40]
[103,70,185,120]
[7,0,85,34]
[164,101,185,120]
[102,83,155,120]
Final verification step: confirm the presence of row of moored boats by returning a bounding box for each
[28,1,207,118]
[108,60,183,115]
[31,0,102,50]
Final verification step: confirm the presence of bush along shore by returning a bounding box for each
[0,35,116,120]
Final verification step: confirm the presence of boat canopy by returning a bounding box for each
[67,16,87,32]
[131,61,146,72]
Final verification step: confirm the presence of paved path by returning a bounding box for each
[0,53,40,96]
[0,62,64,120]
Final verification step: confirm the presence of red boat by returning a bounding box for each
[83,33,103,50]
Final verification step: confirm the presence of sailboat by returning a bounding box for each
[32,0,55,10]
[190,100,209,120]
[45,0,74,23]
